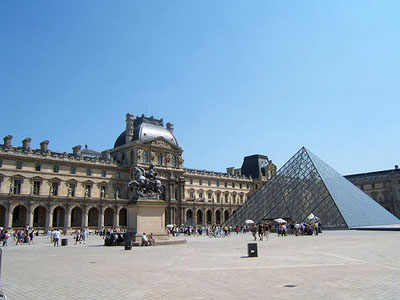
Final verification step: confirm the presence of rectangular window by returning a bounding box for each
[86,168,91,176]
[225,193,229,203]
[232,183,235,188]
[190,192,194,199]
[208,180,211,186]
[33,181,41,195]
[70,167,76,174]
[115,171,120,179]
[190,179,193,184]
[101,170,106,177]
[51,182,59,196]
[100,186,106,198]
[217,194,220,203]
[371,184,375,189]
[13,179,22,194]
[69,184,76,197]
[53,165,59,173]
[208,193,212,200]
[240,183,242,189]
[199,179,202,185]
[85,185,91,198]
[0,159,2,167]
[247,184,249,189]
[240,194,244,203]
[16,161,22,169]
[224,182,227,187]
[360,184,364,190]
[255,184,258,189]
[216,181,220,187]
[35,163,41,171]
[199,192,203,199]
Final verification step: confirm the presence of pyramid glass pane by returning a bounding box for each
[226,147,400,229]
[305,148,400,228]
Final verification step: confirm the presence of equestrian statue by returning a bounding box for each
[128,163,163,201]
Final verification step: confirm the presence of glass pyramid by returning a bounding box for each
[226,147,400,229]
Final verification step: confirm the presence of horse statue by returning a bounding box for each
[128,164,163,200]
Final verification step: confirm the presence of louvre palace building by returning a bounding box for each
[0,113,277,232]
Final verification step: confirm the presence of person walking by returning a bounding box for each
[29,229,35,245]
[251,226,257,241]
[82,229,88,245]
[2,231,9,247]
[16,230,23,245]
[75,229,81,245]
[53,228,60,247]
[257,224,264,241]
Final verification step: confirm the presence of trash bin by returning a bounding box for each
[248,243,258,257]
[23,236,29,243]
[125,240,132,250]
[61,238,68,246]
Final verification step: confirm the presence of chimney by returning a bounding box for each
[72,145,82,157]
[102,150,111,160]
[166,122,174,133]
[3,135,12,148]
[125,113,134,144]
[40,140,49,152]
[22,138,32,150]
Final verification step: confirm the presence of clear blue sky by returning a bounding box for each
[1,1,399,175]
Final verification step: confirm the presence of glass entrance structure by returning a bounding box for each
[226,147,400,229]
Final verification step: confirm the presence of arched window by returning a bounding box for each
[157,153,163,166]
[142,151,148,163]
[171,155,177,167]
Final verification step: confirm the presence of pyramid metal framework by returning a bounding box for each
[226,147,400,229]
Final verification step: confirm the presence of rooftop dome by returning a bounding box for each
[114,115,178,148]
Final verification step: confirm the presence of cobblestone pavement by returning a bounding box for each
[1,230,399,300]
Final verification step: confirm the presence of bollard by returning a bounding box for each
[248,243,258,257]
[125,240,132,250]
[0,248,6,299]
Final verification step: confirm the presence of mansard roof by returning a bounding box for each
[114,115,178,148]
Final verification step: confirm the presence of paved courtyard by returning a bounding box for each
[1,230,400,300]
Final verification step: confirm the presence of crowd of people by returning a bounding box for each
[0,224,36,247]
[165,221,322,240]
[141,232,156,246]
[103,229,125,246]
[166,225,257,237]
[0,220,322,249]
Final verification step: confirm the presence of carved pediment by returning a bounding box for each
[150,139,173,149]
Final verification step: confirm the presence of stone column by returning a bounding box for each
[45,206,51,232]
[168,183,172,201]
[65,206,72,233]
[82,206,88,229]
[5,206,12,229]
[98,206,104,229]
[27,205,33,229]
[114,209,119,229]
[212,209,216,225]
[180,183,185,202]
[170,184,175,200]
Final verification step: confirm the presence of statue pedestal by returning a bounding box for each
[124,197,168,243]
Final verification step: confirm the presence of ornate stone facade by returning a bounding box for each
[0,113,277,232]
[345,166,400,219]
